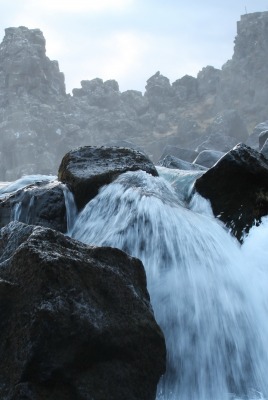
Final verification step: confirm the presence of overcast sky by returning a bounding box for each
[0,0,268,94]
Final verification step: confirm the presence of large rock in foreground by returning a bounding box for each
[195,143,268,241]
[0,221,166,400]
[58,146,158,209]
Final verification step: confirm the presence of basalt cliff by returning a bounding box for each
[0,12,268,179]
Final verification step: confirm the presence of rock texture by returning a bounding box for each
[58,146,158,210]
[0,179,67,232]
[0,221,166,400]
[0,13,268,179]
[194,143,268,241]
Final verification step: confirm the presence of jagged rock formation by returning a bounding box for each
[0,221,166,400]
[0,13,268,179]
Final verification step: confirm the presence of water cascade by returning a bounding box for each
[69,170,268,400]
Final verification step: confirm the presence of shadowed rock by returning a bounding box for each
[0,180,67,232]
[195,143,268,241]
[0,221,166,400]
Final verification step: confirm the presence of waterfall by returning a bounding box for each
[69,170,268,400]
[62,184,78,232]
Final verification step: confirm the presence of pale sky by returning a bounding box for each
[0,0,267,94]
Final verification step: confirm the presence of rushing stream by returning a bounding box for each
[2,169,268,399]
[69,169,268,400]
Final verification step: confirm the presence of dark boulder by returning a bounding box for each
[195,143,268,241]
[58,146,158,210]
[0,221,166,400]
[0,180,67,232]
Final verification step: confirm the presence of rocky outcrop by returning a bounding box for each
[194,143,268,241]
[218,12,268,129]
[0,221,166,400]
[0,13,268,179]
[0,26,67,180]
[58,146,158,210]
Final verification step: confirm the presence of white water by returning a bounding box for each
[69,170,268,400]
[0,174,56,198]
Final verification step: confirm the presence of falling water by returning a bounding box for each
[69,170,268,400]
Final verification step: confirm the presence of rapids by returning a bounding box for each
[69,169,268,400]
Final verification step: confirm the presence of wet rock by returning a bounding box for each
[195,143,268,241]
[0,221,166,400]
[58,146,158,210]
[0,180,67,232]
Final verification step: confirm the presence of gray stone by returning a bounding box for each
[58,146,158,210]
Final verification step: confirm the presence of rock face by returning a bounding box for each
[0,13,268,179]
[0,180,67,232]
[218,13,268,128]
[0,221,166,400]
[58,146,158,210]
[195,143,268,241]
